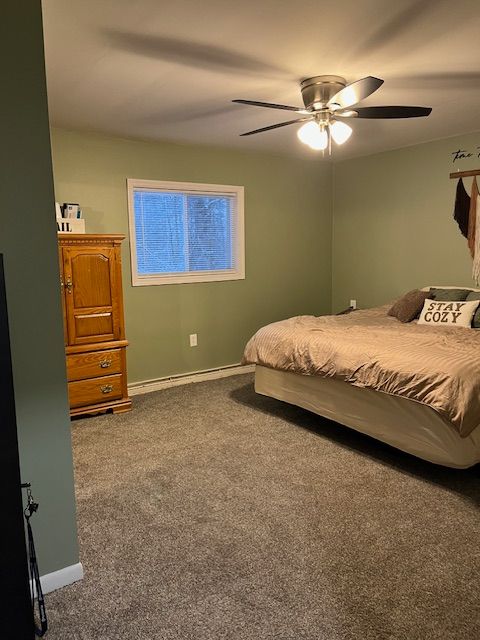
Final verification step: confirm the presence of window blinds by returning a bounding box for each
[134,189,236,276]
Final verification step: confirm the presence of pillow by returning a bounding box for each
[388,289,431,323]
[428,287,472,301]
[466,291,480,328]
[418,298,480,328]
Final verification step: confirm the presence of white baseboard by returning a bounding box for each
[33,562,84,596]
[128,363,255,396]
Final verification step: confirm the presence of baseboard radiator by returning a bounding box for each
[128,363,255,396]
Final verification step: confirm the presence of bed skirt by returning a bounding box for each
[254,365,480,468]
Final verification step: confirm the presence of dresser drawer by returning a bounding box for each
[67,349,122,382]
[68,374,123,408]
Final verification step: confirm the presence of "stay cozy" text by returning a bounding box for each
[423,301,466,324]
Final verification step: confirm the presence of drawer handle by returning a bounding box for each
[101,384,114,394]
[99,359,112,368]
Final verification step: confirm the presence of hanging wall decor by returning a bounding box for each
[453,178,470,238]
[450,169,480,284]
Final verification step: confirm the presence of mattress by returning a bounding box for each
[255,365,480,468]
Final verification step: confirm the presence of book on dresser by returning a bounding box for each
[58,233,132,416]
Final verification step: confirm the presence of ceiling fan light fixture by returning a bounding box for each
[308,130,329,150]
[236,74,432,149]
[297,121,328,150]
[330,120,353,145]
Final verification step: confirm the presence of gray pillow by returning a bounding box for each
[388,289,431,323]
[466,291,480,328]
[429,288,472,301]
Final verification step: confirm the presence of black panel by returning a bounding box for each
[0,254,34,638]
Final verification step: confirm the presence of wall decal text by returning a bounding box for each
[451,147,480,163]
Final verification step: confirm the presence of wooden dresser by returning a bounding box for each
[58,234,132,417]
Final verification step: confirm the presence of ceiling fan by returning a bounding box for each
[233,75,432,152]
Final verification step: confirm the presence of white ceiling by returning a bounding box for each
[42,0,480,160]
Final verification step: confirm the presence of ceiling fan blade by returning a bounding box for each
[353,106,432,119]
[328,76,384,109]
[334,110,358,118]
[240,117,310,136]
[233,99,307,113]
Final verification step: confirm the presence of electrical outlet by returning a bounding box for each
[189,333,198,347]
[350,299,357,309]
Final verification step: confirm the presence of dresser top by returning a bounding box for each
[58,233,126,245]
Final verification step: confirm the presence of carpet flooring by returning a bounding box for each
[46,374,480,640]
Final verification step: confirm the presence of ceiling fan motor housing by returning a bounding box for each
[300,75,346,109]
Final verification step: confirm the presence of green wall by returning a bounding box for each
[332,132,480,311]
[51,126,480,382]
[1,3,78,575]
[51,129,333,383]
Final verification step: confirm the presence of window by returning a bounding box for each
[127,179,245,286]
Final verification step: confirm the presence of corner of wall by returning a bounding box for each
[330,161,336,313]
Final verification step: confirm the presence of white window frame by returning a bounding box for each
[127,178,245,286]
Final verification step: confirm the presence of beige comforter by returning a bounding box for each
[243,305,480,437]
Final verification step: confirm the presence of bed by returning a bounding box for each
[243,289,480,468]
